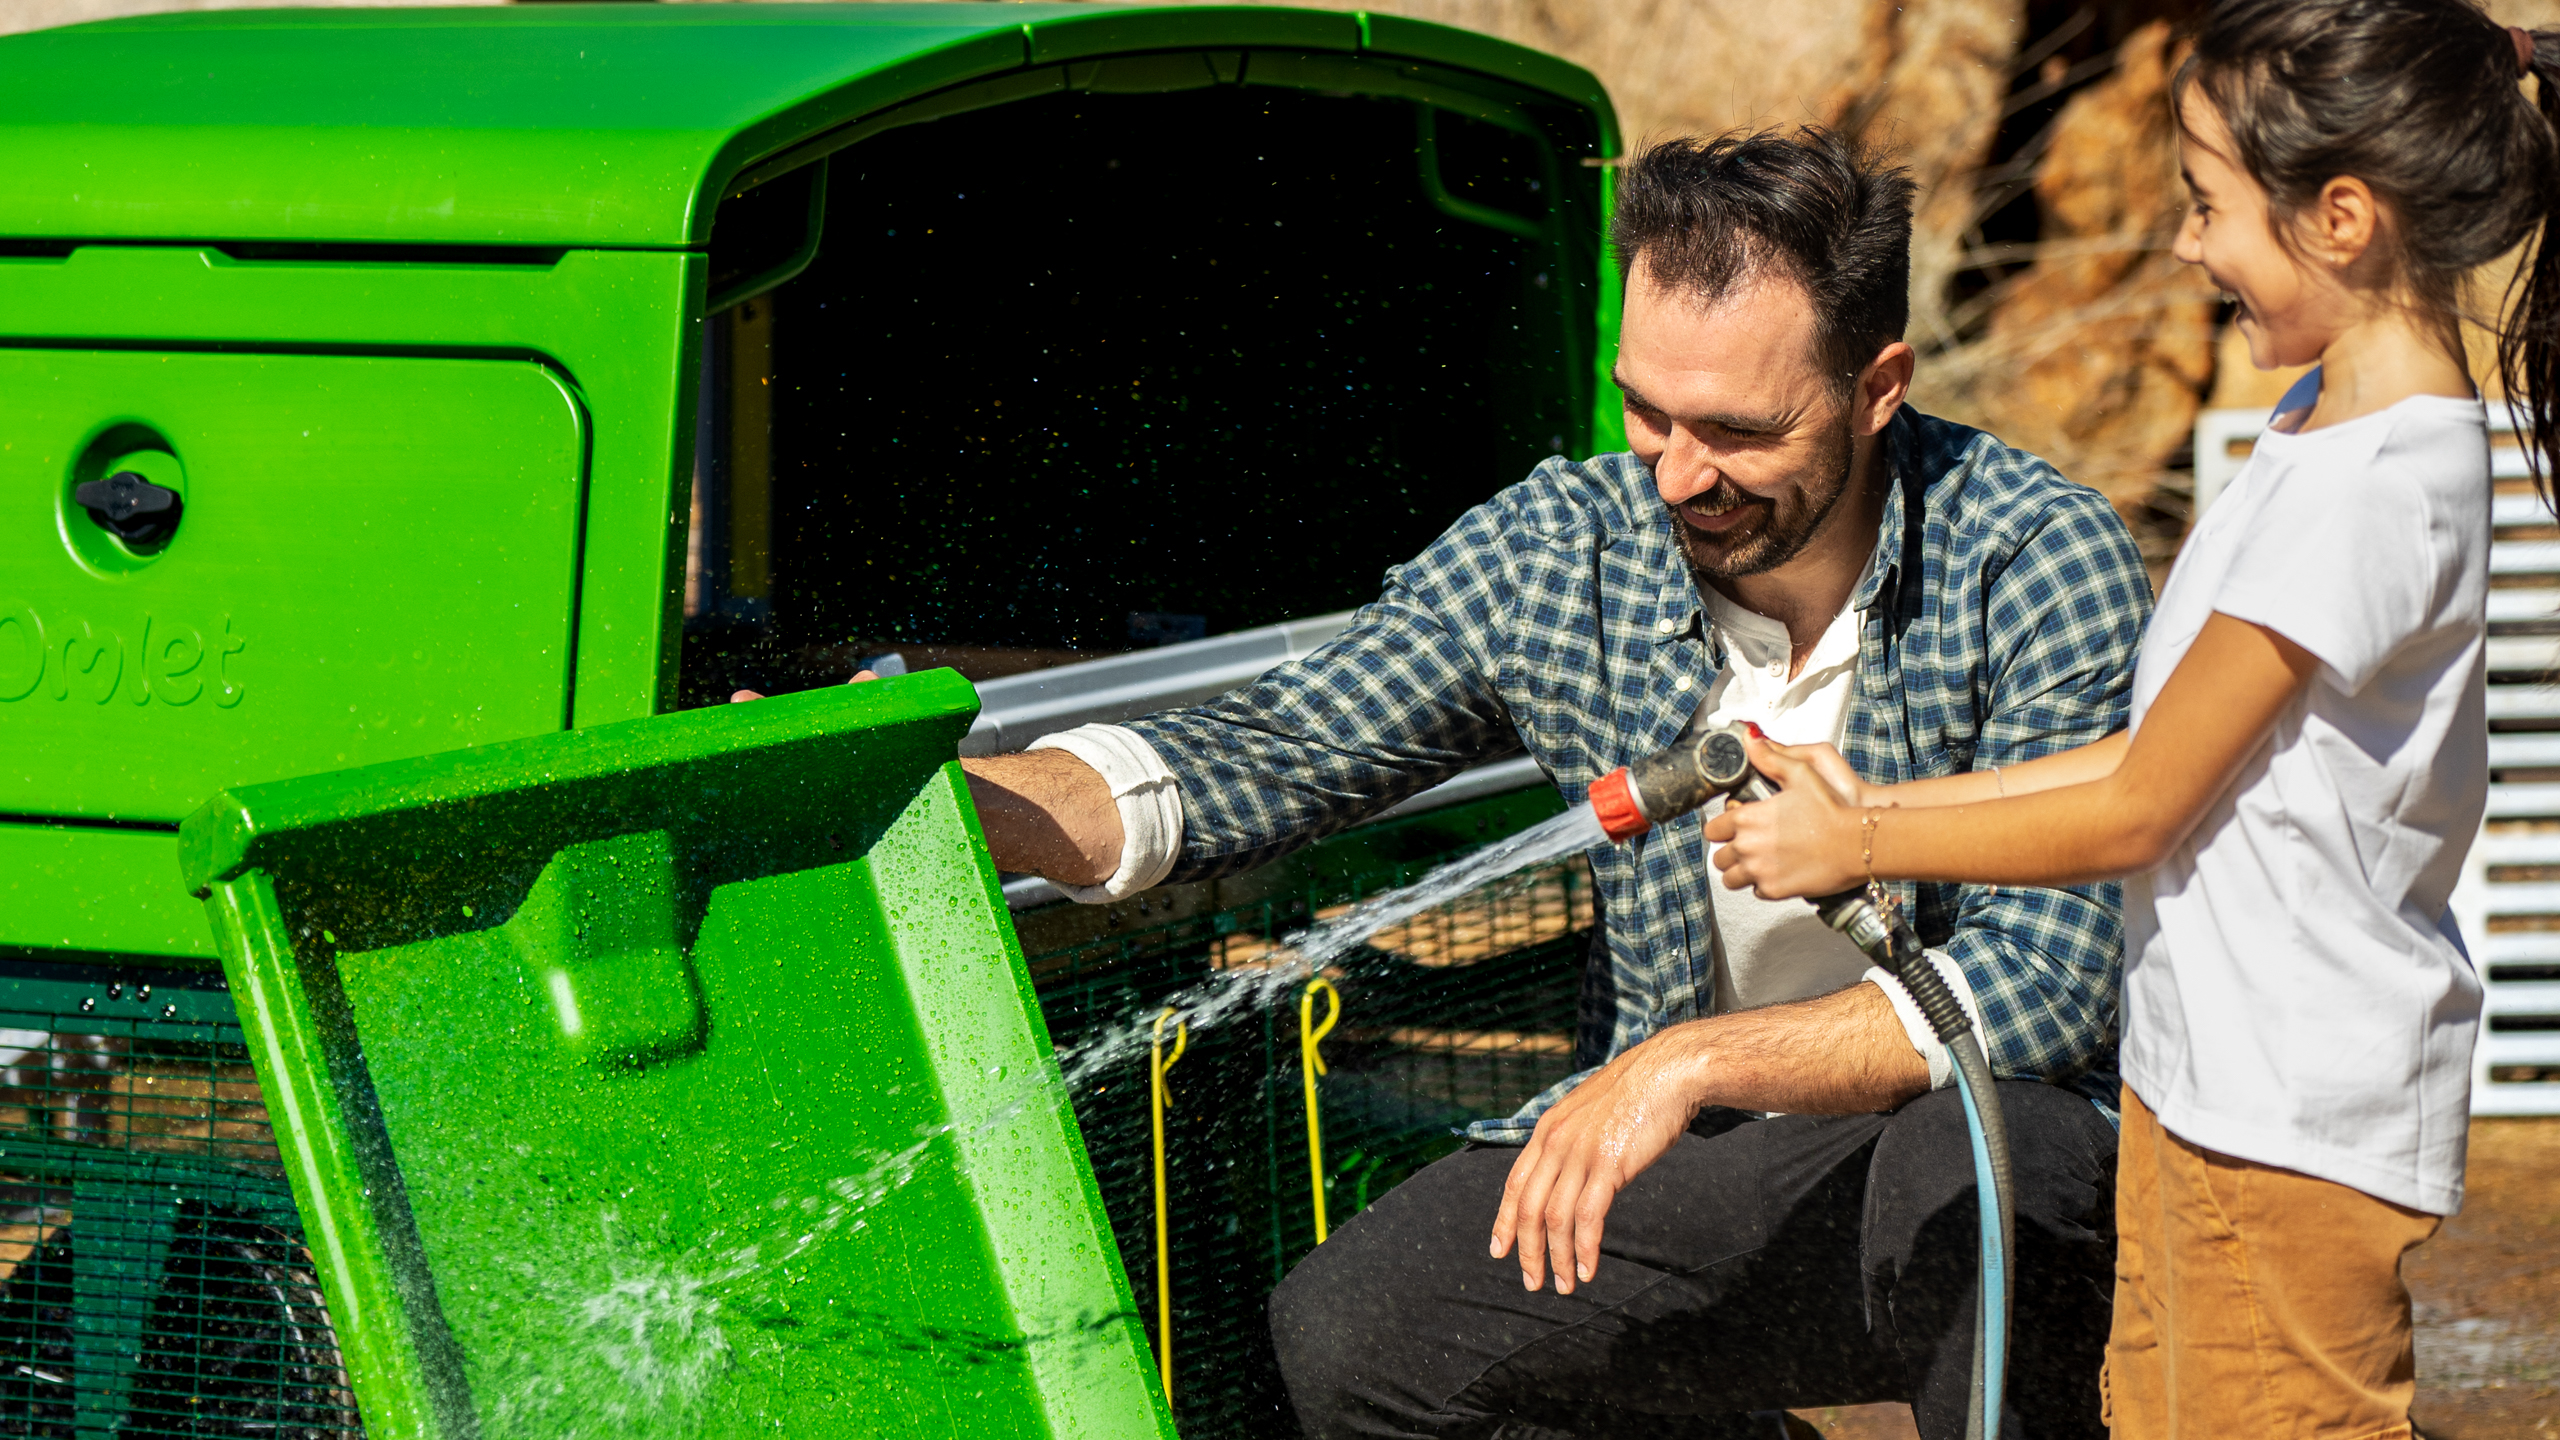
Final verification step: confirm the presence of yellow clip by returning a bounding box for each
[1149,1006,1188,1400]
[1300,978,1341,1244]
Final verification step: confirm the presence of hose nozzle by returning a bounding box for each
[1590,721,1970,1047]
[1589,720,1766,842]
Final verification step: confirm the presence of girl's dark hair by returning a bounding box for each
[2179,0,2560,494]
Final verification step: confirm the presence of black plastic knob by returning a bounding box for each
[74,471,183,546]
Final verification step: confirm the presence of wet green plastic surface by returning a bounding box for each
[0,3,1617,248]
[0,826,216,961]
[0,246,696,784]
[0,350,585,825]
[179,670,1168,1439]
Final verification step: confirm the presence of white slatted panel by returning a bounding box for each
[2199,406,2560,1113]
[2489,733,2560,767]
[2487,636,2560,671]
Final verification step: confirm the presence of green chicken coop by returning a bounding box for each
[0,4,1623,1436]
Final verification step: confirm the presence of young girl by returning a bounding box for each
[1705,1,2560,1432]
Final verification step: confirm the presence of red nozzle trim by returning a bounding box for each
[1590,767,1651,842]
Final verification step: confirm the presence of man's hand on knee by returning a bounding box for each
[1488,1028,1711,1296]
[1486,985,1933,1295]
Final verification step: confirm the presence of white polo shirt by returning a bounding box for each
[1695,588,1981,1089]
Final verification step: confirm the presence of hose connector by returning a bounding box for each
[1590,720,1764,842]
[1592,721,1978,1052]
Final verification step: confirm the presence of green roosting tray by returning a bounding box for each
[1020,786,1594,1437]
[171,671,1169,1440]
[0,741,1590,1440]
[0,777,1590,1440]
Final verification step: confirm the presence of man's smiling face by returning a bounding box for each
[1615,260,1862,581]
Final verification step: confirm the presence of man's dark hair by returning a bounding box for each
[1610,128,1915,388]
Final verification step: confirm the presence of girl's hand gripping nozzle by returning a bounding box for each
[1587,720,1928,985]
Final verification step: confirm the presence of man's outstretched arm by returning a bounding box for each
[1488,983,1929,1295]
[959,751,1121,887]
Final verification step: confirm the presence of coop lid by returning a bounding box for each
[0,2,1615,250]
[176,669,1170,1436]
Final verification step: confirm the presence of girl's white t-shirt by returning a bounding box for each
[2123,392,2489,1214]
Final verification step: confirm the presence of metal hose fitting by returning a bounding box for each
[1588,720,1761,842]
[1592,721,1978,1043]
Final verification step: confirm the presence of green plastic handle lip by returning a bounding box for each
[177,668,981,894]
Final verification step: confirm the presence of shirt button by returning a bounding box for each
[1656,618,1677,635]
[1674,674,1692,692]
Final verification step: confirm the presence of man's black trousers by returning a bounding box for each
[1268,1081,2118,1440]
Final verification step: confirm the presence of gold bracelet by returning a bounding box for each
[1862,806,1899,917]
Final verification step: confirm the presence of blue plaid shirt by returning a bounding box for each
[1126,408,2150,1136]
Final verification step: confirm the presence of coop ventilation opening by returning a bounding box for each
[681,76,1603,705]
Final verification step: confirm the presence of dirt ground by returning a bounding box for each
[1783,1118,2560,1440]
[2409,1119,2560,1439]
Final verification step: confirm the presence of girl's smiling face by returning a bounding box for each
[2172,93,2350,373]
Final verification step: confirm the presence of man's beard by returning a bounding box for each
[1670,424,1857,582]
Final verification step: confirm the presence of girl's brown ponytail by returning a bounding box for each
[2498,27,2560,506]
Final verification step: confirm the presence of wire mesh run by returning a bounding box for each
[0,966,361,1440]
[1030,844,1596,1438]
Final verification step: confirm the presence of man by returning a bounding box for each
[793,129,2147,1437]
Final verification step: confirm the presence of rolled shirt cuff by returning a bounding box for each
[1862,950,1985,1090]
[1023,723,1186,903]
